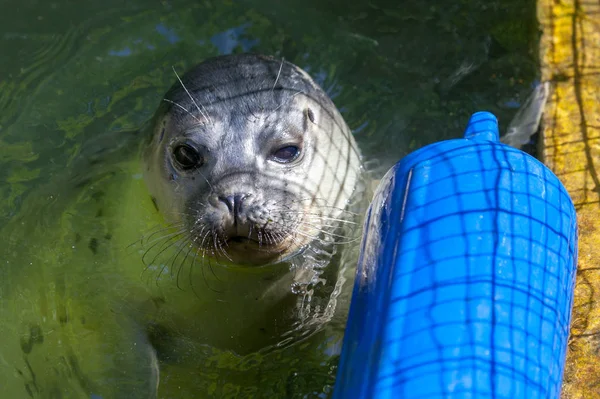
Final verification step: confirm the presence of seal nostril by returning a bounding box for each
[218,195,235,213]
[218,194,248,219]
[233,194,245,216]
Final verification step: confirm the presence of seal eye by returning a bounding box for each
[272,145,300,163]
[173,144,202,170]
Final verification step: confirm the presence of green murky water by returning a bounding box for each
[0,0,539,397]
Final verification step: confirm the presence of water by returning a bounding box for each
[0,0,539,397]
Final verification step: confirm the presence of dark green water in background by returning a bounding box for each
[0,0,539,221]
[0,0,539,397]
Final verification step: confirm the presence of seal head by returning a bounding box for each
[144,54,361,266]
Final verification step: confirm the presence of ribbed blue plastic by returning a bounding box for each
[333,112,578,399]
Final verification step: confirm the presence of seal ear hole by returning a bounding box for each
[172,144,203,171]
[305,108,315,124]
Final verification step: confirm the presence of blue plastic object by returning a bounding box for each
[333,112,578,399]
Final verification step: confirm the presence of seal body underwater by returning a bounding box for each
[137,52,366,359]
[0,53,367,398]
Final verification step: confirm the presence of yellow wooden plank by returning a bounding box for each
[538,0,600,397]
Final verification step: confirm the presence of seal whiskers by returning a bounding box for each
[162,99,204,126]
[271,57,285,91]
[170,66,212,125]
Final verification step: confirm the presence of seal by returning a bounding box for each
[144,54,363,268]
[0,54,367,398]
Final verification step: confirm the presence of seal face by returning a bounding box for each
[144,54,362,266]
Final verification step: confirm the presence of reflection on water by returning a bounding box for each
[0,0,539,397]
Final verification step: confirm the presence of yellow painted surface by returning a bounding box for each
[538,0,600,397]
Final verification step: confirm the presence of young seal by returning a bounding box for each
[144,54,362,267]
[135,53,366,358]
[0,54,367,398]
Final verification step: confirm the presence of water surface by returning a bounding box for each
[0,1,539,397]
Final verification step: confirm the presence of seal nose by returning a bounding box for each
[218,194,247,220]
